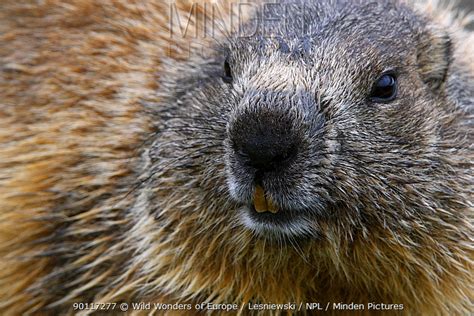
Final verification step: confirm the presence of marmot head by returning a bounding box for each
[154,0,463,244]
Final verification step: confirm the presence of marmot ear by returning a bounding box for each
[417,27,452,92]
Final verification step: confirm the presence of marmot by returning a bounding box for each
[0,0,472,315]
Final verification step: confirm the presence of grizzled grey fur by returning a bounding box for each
[152,0,472,239]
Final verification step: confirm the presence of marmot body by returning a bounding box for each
[0,0,473,315]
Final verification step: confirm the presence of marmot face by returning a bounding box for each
[157,0,454,241]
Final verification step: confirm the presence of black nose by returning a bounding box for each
[231,112,300,172]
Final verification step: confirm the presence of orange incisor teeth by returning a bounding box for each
[253,185,267,213]
[267,196,279,214]
[253,185,279,214]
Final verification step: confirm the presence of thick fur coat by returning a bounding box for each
[0,0,472,315]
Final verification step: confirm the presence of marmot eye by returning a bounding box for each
[370,73,397,102]
[222,58,233,84]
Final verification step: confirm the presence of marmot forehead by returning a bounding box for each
[224,0,424,80]
[232,0,418,58]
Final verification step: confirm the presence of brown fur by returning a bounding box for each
[0,0,472,315]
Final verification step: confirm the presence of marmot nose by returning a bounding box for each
[235,136,298,171]
[231,113,300,172]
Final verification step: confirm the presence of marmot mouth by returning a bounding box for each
[246,204,303,226]
[239,182,316,237]
[242,203,317,240]
[247,184,304,227]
